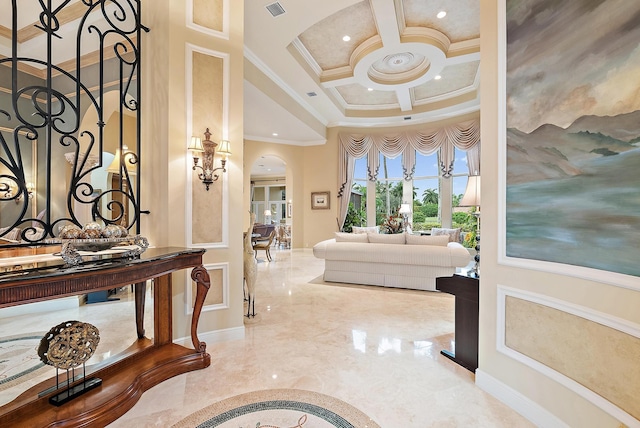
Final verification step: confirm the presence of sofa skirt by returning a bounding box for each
[323,260,456,291]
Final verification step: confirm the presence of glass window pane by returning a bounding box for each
[354,157,367,180]
[413,152,440,228]
[269,186,285,200]
[414,152,439,178]
[452,147,469,176]
[375,179,403,225]
[378,153,403,179]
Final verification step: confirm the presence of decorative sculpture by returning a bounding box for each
[37,321,102,406]
[243,213,258,318]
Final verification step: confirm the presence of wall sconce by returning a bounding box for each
[188,128,231,191]
[19,182,35,203]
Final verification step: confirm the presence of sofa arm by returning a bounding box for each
[312,239,335,259]
[448,242,472,267]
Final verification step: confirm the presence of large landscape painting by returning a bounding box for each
[506,1,640,277]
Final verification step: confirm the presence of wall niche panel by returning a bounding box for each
[192,0,224,34]
[189,47,226,246]
[504,295,640,421]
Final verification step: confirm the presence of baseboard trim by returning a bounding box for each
[475,369,569,428]
[173,326,245,348]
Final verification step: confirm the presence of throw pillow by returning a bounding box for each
[405,234,449,246]
[431,227,461,243]
[352,226,380,234]
[367,232,406,244]
[335,232,368,243]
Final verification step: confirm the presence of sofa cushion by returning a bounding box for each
[367,232,405,244]
[406,234,449,246]
[335,232,368,242]
[352,226,379,234]
[431,227,461,243]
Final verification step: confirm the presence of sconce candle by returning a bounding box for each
[188,128,230,191]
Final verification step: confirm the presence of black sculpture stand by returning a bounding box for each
[49,376,102,406]
[435,274,480,372]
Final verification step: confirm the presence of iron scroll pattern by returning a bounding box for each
[0,1,149,245]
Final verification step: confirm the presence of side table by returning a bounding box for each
[435,274,479,372]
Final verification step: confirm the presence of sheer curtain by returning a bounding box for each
[337,119,480,229]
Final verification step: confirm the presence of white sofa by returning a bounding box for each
[312,232,471,291]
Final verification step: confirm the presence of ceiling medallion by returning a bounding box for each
[371,52,424,75]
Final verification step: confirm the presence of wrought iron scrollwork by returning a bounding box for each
[0,0,148,246]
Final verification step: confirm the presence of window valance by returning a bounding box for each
[337,119,480,229]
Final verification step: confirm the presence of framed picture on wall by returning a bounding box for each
[311,191,330,210]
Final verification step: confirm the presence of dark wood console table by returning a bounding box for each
[0,247,211,427]
[435,274,479,372]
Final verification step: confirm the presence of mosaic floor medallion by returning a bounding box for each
[0,332,49,392]
[172,389,381,428]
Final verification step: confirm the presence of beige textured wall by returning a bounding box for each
[193,0,223,32]
[142,0,244,340]
[480,1,640,426]
[302,129,340,247]
[191,52,223,244]
[505,296,640,420]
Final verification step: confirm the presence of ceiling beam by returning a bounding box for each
[369,0,401,47]
[395,87,412,111]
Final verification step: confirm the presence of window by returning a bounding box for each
[251,184,286,224]
[375,153,404,225]
[350,146,474,232]
[413,152,440,228]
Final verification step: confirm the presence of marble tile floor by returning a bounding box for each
[108,248,534,427]
[0,247,533,427]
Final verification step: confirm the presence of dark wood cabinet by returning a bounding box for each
[436,274,479,372]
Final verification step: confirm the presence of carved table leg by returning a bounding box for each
[134,281,146,339]
[190,265,211,353]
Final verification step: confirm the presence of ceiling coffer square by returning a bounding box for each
[265,2,286,17]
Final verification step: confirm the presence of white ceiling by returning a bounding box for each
[0,1,479,154]
[244,0,480,145]
[250,155,287,178]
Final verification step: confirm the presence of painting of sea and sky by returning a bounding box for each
[506,1,640,277]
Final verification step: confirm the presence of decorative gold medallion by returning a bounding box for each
[37,321,100,370]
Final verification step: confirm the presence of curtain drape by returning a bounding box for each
[337,119,480,229]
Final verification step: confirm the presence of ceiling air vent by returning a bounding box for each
[266,2,286,17]
[306,92,317,97]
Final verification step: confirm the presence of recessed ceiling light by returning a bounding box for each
[342,35,351,42]
[367,88,373,91]
[434,75,442,80]
[272,133,278,136]
[437,11,447,19]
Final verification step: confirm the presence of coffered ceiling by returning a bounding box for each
[244,0,480,145]
[0,1,480,147]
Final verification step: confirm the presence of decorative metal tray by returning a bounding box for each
[44,236,149,266]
